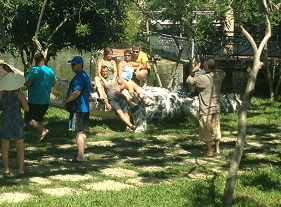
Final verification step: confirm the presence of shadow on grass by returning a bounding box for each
[240,167,281,191]
[1,104,280,206]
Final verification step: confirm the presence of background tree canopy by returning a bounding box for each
[0,0,280,70]
[0,0,131,69]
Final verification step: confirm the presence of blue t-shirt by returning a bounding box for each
[26,65,56,104]
[68,71,91,112]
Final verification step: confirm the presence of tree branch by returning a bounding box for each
[47,12,81,45]
[33,0,48,53]
[257,0,272,55]
[133,0,166,28]
[240,25,258,55]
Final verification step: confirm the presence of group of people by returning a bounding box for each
[0,44,152,173]
[0,44,225,176]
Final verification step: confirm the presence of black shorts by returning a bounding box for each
[68,112,89,132]
[25,103,49,122]
[109,94,128,113]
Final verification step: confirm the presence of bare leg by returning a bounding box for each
[76,131,86,161]
[116,109,134,128]
[137,70,148,85]
[1,139,10,174]
[15,139,24,174]
[215,139,221,154]
[131,81,146,104]
[126,82,138,103]
[122,89,132,102]
[122,89,137,108]
[205,141,214,157]
[28,120,48,141]
[94,76,106,100]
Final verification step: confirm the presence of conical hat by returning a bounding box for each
[0,73,25,91]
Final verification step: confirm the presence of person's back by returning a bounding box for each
[186,58,225,157]
[0,71,29,176]
[0,91,24,138]
[27,65,55,104]
[195,71,225,115]
[24,53,56,143]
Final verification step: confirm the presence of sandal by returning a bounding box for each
[3,172,10,177]
[97,98,105,104]
[68,157,85,163]
[130,125,136,130]
[39,129,49,143]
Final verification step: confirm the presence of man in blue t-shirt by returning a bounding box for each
[25,53,56,143]
[66,56,91,162]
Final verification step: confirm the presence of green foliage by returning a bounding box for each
[0,0,130,66]
[75,23,91,37]
[117,10,141,47]
[140,0,280,57]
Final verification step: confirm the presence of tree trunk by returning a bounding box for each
[265,51,274,100]
[0,21,9,49]
[274,60,281,100]
[222,60,263,206]
[167,48,183,89]
[167,35,183,89]
[222,1,271,205]
[151,57,163,87]
[188,57,196,93]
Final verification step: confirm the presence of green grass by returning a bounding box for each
[0,97,281,207]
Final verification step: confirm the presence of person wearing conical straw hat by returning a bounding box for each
[24,53,56,143]
[0,68,29,176]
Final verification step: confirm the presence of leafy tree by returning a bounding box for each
[0,0,130,73]
[133,0,230,88]
[222,0,280,206]
[134,1,280,206]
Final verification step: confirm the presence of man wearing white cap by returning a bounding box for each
[24,53,56,143]
[66,56,91,162]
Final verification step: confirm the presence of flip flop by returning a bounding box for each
[39,130,49,143]
[3,172,10,177]
[206,154,214,158]
[97,98,105,104]
[68,157,85,163]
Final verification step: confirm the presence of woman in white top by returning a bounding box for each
[118,50,146,104]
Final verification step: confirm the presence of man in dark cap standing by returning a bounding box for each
[66,56,91,162]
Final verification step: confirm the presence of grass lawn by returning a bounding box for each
[0,97,281,207]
